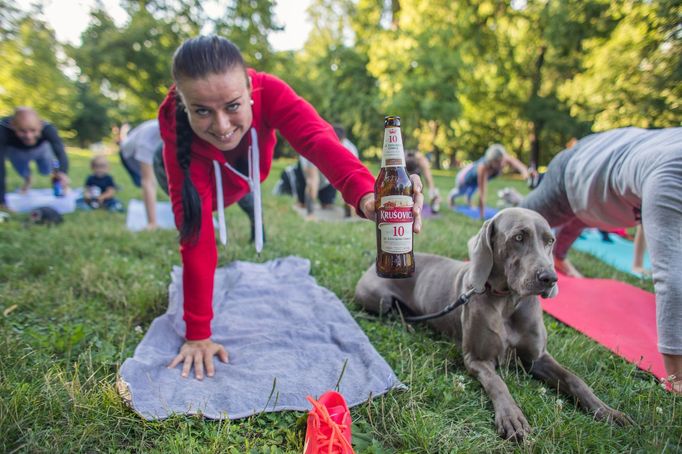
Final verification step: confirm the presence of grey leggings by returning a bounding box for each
[520,149,587,260]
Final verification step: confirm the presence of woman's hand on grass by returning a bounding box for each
[360,174,424,233]
[168,338,228,380]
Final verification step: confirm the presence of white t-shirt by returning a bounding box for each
[564,127,682,229]
[120,119,162,165]
[342,138,359,158]
[299,137,360,189]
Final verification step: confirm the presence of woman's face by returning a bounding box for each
[176,67,252,152]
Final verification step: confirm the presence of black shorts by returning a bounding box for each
[294,162,337,205]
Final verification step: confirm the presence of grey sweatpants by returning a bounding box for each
[7,142,55,178]
[521,149,586,261]
[521,148,682,355]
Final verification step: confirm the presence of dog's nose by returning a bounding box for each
[537,270,558,286]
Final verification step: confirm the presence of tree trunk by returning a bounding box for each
[529,45,546,169]
[429,120,441,170]
[391,0,401,29]
[530,121,543,169]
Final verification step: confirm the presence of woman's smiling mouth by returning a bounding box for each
[211,129,236,143]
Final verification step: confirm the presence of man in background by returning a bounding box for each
[0,107,70,209]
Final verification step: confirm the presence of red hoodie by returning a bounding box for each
[158,69,375,340]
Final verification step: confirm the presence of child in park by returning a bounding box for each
[77,155,123,212]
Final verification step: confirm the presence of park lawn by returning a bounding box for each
[0,149,679,453]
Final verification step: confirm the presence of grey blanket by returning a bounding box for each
[119,256,405,420]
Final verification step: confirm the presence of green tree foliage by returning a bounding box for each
[443,0,616,166]
[0,0,21,39]
[214,0,283,72]
[559,0,681,131]
[71,4,198,123]
[284,0,383,156]
[70,82,112,147]
[0,16,76,132]
[365,0,467,166]
[3,0,679,162]
[72,0,284,124]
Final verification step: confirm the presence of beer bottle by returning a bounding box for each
[375,115,415,278]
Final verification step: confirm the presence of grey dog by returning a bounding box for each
[355,207,631,440]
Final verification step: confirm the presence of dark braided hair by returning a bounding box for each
[171,35,247,243]
[174,97,201,242]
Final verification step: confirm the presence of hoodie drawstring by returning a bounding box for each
[212,127,263,254]
[213,160,227,245]
[249,128,263,253]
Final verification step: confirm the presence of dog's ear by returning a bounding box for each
[465,218,494,292]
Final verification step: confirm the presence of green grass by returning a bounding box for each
[0,149,679,453]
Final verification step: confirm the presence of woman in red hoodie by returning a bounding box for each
[161,36,424,379]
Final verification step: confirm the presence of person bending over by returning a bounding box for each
[120,119,163,229]
[297,155,337,219]
[0,107,70,208]
[520,127,682,392]
[448,143,528,220]
[406,150,440,213]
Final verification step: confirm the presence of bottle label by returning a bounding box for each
[378,195,413,253]
[381,127,406,167]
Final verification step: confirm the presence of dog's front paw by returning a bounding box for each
[495,405,532,441]
[594,406,634,426]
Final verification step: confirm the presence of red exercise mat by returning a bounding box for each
[541,273,666,380]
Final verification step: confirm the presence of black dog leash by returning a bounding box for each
[401,287,484,323]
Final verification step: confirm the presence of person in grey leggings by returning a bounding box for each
[521,127,682,392]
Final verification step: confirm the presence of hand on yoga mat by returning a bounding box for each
[168,339,228,380]
[360,174,424,234]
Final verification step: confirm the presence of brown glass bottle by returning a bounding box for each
[375,115,415,278]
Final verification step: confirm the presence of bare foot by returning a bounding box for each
[672,380,682,394]
[632,266,652,277]
[663,354,682,394]
[554,257,583,278]
[145,223,159,231]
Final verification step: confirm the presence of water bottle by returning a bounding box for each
[51,160,64,197]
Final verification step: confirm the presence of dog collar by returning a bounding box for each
[485,282,511,296]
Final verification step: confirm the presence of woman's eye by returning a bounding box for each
[514,234,523,242]
[226,103,240,112]
[194,108,210,117]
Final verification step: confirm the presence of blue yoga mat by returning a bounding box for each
[452,205,498,220]
[572,228,651,277]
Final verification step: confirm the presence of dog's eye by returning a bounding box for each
[546,238,555,246]
[514,234,524,242]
